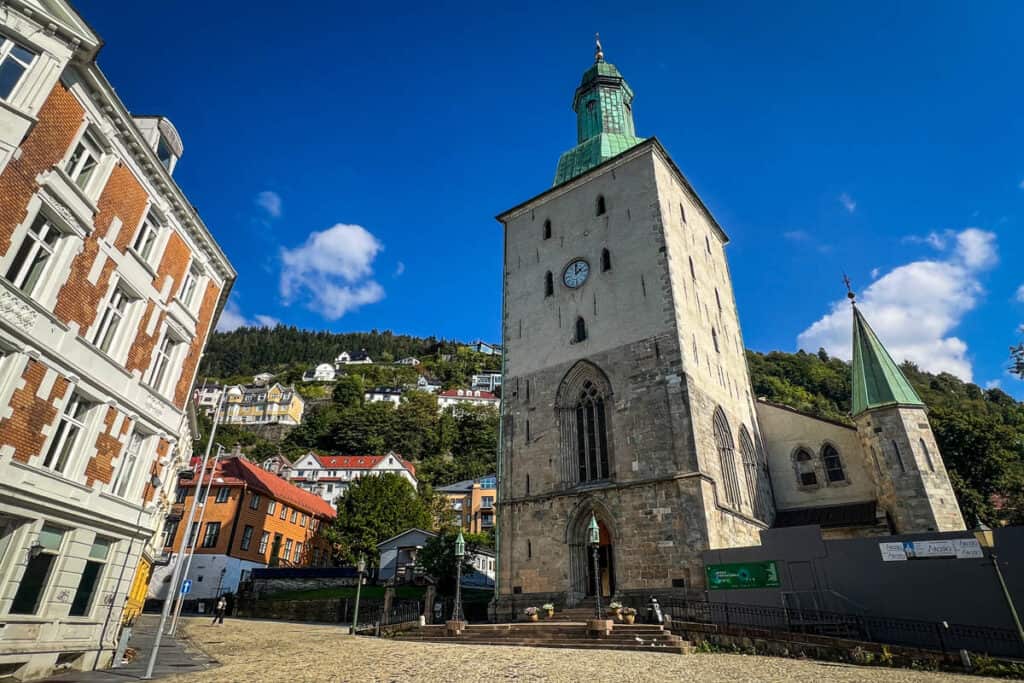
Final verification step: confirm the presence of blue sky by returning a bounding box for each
[78,0,1024,397]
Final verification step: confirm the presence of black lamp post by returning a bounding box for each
[588,514,602,619]
[974,521,1024,650]
[452,530,465,623]
[351,554,366,634]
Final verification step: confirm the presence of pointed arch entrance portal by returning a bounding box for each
[566,502,616,604]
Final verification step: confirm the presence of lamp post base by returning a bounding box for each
[586,619,613,637]
[445,620,467,636]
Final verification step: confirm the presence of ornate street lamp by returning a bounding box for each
[351,554,366,634]
[588,514,602,619]
[973,521,1024,648]
[452,530,465,623]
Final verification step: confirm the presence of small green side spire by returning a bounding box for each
[553,35,646,185]
[850,294,924,416]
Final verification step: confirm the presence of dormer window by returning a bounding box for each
[0,36,36,101]
[157,136,174,170]
[65,130,103,193]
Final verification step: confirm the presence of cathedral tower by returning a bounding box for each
[495,41,774,611]
[850,302,966,532]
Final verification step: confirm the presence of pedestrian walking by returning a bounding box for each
[212,596,227,626]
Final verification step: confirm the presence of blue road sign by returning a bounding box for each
[181,579,192,595]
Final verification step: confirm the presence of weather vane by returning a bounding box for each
[595,32,604,63]
[843,273,856,304]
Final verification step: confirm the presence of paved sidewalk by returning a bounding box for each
[42,615,218,682]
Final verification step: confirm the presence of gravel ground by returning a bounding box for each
[165,618,985,683]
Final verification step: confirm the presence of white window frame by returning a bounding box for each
[131,208,163,266]
[178,263,199,308]
[91,282,133,356]
[3,212,62,297]
[63,128,104,196]
[147,326,186,396]
[0,34,37,102]
[40,391,92,475]
[111,430,147,499]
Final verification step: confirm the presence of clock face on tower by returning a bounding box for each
[563,259,590,288]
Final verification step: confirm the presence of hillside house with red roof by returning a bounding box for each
[286,451,418,509]
[149,456,336,602]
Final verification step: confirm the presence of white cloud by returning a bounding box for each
[256,191,282,218]
[797,228,998,382]
[1014,284,1024,303]
[216,296,278,332]
[902,230,952,250]
[985,379,1001,390]
[870,267,880,279]
[394,261,406,277]
[279,223,386,319]
[839,192,857,213]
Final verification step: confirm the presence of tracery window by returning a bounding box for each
[713,408,741,507]
[575,380,610,482]
[739,427,761,517]
[557,362,613,486]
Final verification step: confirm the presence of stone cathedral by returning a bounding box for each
[494,41,965,610]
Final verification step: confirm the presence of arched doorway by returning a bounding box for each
[565,502,616,604]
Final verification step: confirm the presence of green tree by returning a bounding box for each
[392,391,440,457]
[327,402,396,453]
[325,473,433,566]
[332,374,365,408]
[417,528,479,595]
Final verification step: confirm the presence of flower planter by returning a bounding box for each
[624,614,635,624]
[546,609,555,619]
[530,613,539,622]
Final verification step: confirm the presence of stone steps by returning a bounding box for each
[398,637,692,654]
[394,622,692,655]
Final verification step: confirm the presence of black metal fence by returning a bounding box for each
[236,597,422,630]
[621,596,1024,659]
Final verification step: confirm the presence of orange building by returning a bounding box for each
[437,475,496,534]
[152,456,336,601]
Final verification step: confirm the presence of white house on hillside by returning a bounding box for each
[303,363,336,382]
[395,357,421,366]
[414,376,442,393]
[335,349,372,367]
[253,372,275,386]
[471,373,503,393]
[365,386,403,406]
[437,389,500,412]
[286,451,418,508]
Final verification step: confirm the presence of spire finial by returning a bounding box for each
[843,273,856,305]
[594,32,604,62]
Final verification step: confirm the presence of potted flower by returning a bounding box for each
[608,601,623,620]
[622,607,637,624]
[542,602,555,619]
[524,606,539,622]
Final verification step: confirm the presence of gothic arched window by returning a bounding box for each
[545,271,553,297]
[575,316,587,343]
[794,448,817,487]
[891,440,906,472]
[821,443,846,483]
[543,220,552,240]
[556,362,613,487]
[596,195,606,216]
[920,438,935,472]
[601,248,611,272]
[713,408,741,508]
[739,426,761,518]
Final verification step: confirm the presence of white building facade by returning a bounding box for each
[437,389,500,412]
[286,452,418,509]
[0,2,234,678]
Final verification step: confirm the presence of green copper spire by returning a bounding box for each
[553,35,646,186]
[850,302,924,417]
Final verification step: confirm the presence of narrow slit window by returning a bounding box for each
[544,271,553,297]
[601,248,611,272]
[575,316,587,342]
[596,195,606,216]
[543,220,551,240]
[920,438,935,472]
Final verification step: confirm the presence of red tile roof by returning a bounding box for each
[311,453,417,476]
[185,457,336,519]
[438,389,498,400]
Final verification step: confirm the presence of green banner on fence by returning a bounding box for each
[705,561,780,590]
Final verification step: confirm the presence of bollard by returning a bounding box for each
[646,596,664,625]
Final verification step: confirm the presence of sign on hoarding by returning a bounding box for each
[879,538,983,561]
[706,561,780,590]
